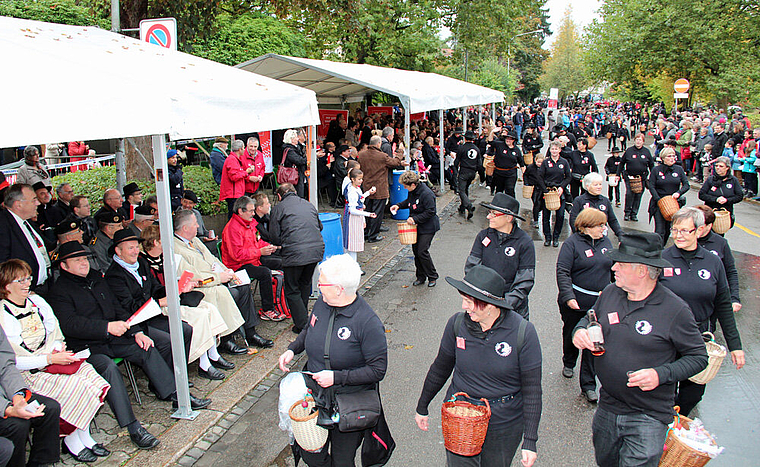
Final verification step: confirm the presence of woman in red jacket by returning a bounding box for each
[221,196,285,321]
[219,139,255,218]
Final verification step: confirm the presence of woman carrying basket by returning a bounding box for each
[415,265,542,467]
[647,147,689,243]
[698,156,744,229]
[390,171,440,287]
[537,140,571,247]
[659,207,745,417]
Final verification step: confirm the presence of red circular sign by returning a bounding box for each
[146,24,171,48]
[674,79,690,93]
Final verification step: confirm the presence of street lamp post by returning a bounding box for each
[507,29,543,101]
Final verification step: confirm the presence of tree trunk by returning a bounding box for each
[120,0,148,29]
[125,136,155,182]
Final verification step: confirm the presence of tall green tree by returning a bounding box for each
[0,0,107,27]
[540,8,589,101]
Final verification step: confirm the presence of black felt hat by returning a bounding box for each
[94,211,124,225]
[123,182,141,197]
[445,265,508,308]
[55,241,91,264]
[134,204,155,216]
[54,215,81,236]
[182,190,199,204]
[32,181,50,192]
[480,193,525,221]
[604,232,672,268]
[108,228,141,256]
[464,130,476,140]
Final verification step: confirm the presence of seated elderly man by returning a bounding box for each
[54,215,101,272]
[177,190,217,246]
[173,209,273,351]
[127,205,155,238]
[94,188,128,221]
[71,195,97,244]
[221,196,284,322]
[90,211,124,270]
[47,242,212,412]
[33,182,66,231]
[106,229,231,381]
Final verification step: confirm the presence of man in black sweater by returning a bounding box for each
[616,133,654,221]
[454,131,482,219]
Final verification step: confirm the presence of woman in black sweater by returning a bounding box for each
[647,147,689,243]
[523,153,545,228]
[416,266,542,467]
[698,156,744,228]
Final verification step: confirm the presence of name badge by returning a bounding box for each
[585,249,594,257]
[310,314,318,327]
[608,312,619,325]
[456,336,466,350]
[482,237,491,247]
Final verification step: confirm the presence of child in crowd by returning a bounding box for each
[342,168,376,261]
[341,160,360,197]
[604,147,623,206]
[523,152,545,228]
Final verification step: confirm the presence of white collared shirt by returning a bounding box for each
[9,210,49,285]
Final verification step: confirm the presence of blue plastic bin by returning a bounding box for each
[389,170,409,220]
[319,212,344,260]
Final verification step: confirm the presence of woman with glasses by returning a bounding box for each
[660,207,744,416]
[556,208,613,403]
[278,254,388,466]
[647,147,689,243]
[0,259,111,463]
[698,156,744,229]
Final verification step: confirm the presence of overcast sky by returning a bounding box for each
[543,0,603,48]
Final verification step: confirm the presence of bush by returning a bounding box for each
[51,165,224,216]
[0,0,109,28]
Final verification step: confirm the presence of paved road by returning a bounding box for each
[186,138,760,467]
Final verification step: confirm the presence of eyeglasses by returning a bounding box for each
[487,211,506,217]
[12,276,33,284]
[670,227,697,236]
[317,283,341,288]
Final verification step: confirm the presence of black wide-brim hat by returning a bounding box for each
[480,193,525,221]
[445,265,508,309]
[54,241,92,266]
[464,130,476,140]
[604,232,672,268]
[107,228,142,256]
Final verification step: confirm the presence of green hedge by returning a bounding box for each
[51,165,224,216]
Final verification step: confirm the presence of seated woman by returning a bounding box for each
[0,259,110,463]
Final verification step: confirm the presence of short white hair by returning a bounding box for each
[582,172,603,190]
[318,254,362,296]
[283,129,298,144]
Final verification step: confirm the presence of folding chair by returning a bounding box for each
[113,357,142,406]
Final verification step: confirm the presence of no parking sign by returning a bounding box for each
[140,18,177,50]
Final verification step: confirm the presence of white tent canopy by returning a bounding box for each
[0,17,319,148]
[237,54,504,113]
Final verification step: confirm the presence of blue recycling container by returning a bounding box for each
[319,212,344,260]
[389,170,409,220]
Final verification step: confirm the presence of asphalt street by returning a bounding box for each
[188,138,760,467]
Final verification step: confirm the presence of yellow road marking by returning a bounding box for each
[735,223,760,239]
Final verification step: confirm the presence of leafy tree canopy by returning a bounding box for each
[0,0,108,27]
[540,8,589,101]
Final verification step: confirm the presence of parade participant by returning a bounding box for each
[537,140,571,247]
[465,193,534,320]
[616,133,654,222]
[659,207,744,416]
[454,131,482,219]
[556,208,612,403]
[0,259,110,463]
[568,138,599,200]
[416,265,542,467]
[698,156,744,228]
[391,171,440,287]
[278,254,388,466]
[569,173,623,238]
[523,153,544,228]
[342,169,376,262]
[694,205,741,312]
[647,147,689,243]
[604,147,622,206]
[572,232,707,467]
[487,130,525,198]
[521,124,543,163]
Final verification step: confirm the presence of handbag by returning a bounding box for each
[361,408,396,467]
[323,310,381,432]
[179,290,204,307]
[277,148,300,185]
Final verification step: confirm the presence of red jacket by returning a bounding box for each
[242,149,266,194]
[68,141,87,157]
[221,214,271,270]
[219,152,248,201]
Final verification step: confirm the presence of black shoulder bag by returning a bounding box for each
[324,309,382,432]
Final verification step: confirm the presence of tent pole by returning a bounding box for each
[439,109,445,192]
[492,104,496,124]
[115,138,126,192]
[308,125,318,210]
[151,134,197,420]
[403,101,411,161]
[478,105,483,135]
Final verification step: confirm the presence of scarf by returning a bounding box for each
[113,254,143,286]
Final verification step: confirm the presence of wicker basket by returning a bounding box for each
[606,132,613,139]
[712,209,731,234]
[397,223,417,245]
[289,397,328,453]
[659,410,715,467]
[658,196,680,221]
[689,332,727,385]
[608,174,619,187]
[587,136,598,149]
[522,185,534,199]
[523,151,534,166]
[441,392,491,456]
[484,156,495,176]
[544,188,561,211]
[629,175,643,194]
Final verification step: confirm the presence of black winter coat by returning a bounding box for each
[396,183,440,235]
[269,192,324,267]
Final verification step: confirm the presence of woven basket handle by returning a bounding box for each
[701,332,715,343]
[452,392,491,413]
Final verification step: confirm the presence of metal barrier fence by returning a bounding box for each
[0,154,116,184]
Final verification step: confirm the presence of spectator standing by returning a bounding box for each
[219,139,249,218]
[15,146,51,187]
[358,136,404,243]
[209,136,229,185]
[243,137,265,196]
[67,141,89,171]
[269,184,324,333]
[54,183,74,214]
[121,182,143,220]
[280,130,308,198]
[167,149,184,210]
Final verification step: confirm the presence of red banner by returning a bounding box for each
[318,109,349,141]
[367,106,394,117]
[410,112,426,121]
[259,131,273,173]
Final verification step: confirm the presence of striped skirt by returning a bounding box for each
[23,362,110,430]
[345,214,366,253]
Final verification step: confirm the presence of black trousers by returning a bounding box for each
[0,437,13,467]
[283,263,317,330]
[569,178,586,200]
[363,198,386,240]
[623,177,644,217]
[542,196,566,241]
[412,232,438,281]
[652,209,672,244]
[607,183,620,204]
[260,254,283,270]
[457,170,476,211]
[239,264,275,311]
[145,316,193,370]
[493,169,517,198]
[531,187,542,222]
[107,341,176,400]
[0,393,60,467]
[675,379,706,417]
[559,302,597,391]
[88,353,138,427]
[299,427,364,467]
[228,282,260,332]
[225,198,237,219]
[446,419,523,467]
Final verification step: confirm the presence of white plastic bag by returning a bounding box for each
[278,372,309,443]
